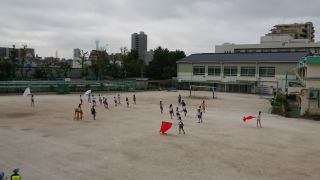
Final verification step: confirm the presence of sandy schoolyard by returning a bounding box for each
[0,90,320,180]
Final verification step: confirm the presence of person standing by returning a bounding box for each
[91,106,96,120]
[133,94,136,105]
[160,101,163,114]
[80,94,83,105]
[31,94,34,107]
[117,94,121,104]
[178,94,182,105]
[88,93,91,103]
[256,111,262,128]
[11,168,21,180]
[169,104,174,119]
[178,117,185,134]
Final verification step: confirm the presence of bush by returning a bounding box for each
[271,92,290,115]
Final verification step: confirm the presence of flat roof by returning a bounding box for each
[177,51,311,63]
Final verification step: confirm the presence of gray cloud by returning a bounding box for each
[1,0,320,58]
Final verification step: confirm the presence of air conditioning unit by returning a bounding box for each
[308,90,319,99]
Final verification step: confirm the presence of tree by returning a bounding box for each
[122,50,145,78]
[57,62,72,78]
[16,45,28,79]
[96,47,110,77]
[147,47,186,79]
[34,62,52,78]
[0,60,14,80]
[9,45,18,78]
[76,50,89,78]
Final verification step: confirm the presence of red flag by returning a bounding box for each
[159,121,172,133]
[243,115,254,122]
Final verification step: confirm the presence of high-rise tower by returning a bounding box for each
[95,39,99,50]
[131,32,147,60]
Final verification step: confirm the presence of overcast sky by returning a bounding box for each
[1,0,320,59]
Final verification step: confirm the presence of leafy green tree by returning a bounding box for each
[83,64,89,78]
[34,62,52,78]
[122,50,145,78]
[0,60,14,80]
[59,62,72,77]
[76,50,89,78]
[147,47,185,79]
[16,45,28,79]
[96,48,110,77]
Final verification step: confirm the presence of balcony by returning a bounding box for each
[287,81,304,95]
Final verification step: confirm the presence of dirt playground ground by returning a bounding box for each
[0,91,320,180]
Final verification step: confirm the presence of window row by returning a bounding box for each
[192,66,275,77]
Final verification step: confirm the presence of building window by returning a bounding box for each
[259,67,275,77]
[208,66,220,76]
[193,66,205,75]
[241,67,256,76]
[224,66,237,76]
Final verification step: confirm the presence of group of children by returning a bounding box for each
[160,94,211,135]
[0,168,21,180]
[78,93,137,120]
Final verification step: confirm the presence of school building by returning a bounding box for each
[176,51,311,95]
[287,56,320,116]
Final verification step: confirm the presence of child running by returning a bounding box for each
[200,100,207,113]
[169,104,174,119]
[181,100,187,116]
[133,94,136,105]
[91,105,96,120]
[103,97,109,109]
[92,95,96,106]
[114,96,117,107]
[176,107,181,119]
[160,101,163,114]
[99,94,102,105]
[178,117,185,134]
[126,97,129,108]
[196,108,203,123]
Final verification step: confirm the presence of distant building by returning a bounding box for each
[131,31,147,60]
[144,49,154,65]
[73,48,81,58]
[72,48,91,68]
[216,22,319,55]
[109,53,122,67]
[0,46,35,60]
[177,51,311,94]
[266,22,315,42]
[215,35,320,55]
[287,56,320,116]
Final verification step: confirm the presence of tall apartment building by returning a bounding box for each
[215,22,320,55]
[131,31,147,60]
[266,22,315,42]
[73,48,81,58]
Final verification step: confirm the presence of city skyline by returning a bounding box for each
[1,0,320,59]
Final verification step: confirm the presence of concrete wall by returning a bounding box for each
[298,89,320,116]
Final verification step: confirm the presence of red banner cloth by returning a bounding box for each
[243,115,254,122]
[159,121,172,133]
